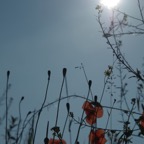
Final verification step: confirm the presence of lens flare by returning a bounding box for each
[100,0,120,9]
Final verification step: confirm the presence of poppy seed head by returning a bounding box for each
[7,70,10,77]
[63,68,67,77]
[88,80,92,88]
[48,70,51,80]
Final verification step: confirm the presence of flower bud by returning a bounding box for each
[63,68,67,77]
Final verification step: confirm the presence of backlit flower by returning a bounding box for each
[89,129,107,144]
[82,101,103,125]
[139,112,144,128]
[48,139,66,144]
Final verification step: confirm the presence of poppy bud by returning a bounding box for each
[88,80,92,88]
[46,121,49,139]
[114,99,116,103]
[44,137,49,144]
[20,96,24,102]
[48,70,51,80]
[63,68,67,77]
[27,111,31,116]
[131,98,136,104]
[7,70,10,78]
[94,95,97,103]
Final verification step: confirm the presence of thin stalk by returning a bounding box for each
[100,76,108,103]
[5,71,10,144]
[33,71,51,144]
[65,77,72,144]
[62,113,68,138]
[137,0,144,23]
[105,100,116,130]
[81,63,93,100]
[61,76,69,137]
[74,80,92,143]
[18,111,32,144]
[44,121,49,144]
[114,8,143,22]
[52,68,66,144]
[55,76,65,127]
[16,96,24,144]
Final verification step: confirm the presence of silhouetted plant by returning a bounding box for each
[1,1,144,144]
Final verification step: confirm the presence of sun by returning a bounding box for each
[100,0,120,9]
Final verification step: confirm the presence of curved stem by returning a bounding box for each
[5,71,10,144]
[33,73,50,144]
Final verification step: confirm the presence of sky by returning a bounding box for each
[0,0,144,143]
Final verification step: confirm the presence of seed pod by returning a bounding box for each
[63,68,67,77]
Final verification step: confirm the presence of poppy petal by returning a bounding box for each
[49,139,66,144]
[89,129,107,144]
[94,107,103,118]
[86,114,97,125]
[82,101,104,125]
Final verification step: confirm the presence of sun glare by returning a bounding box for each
[100,0,120,9]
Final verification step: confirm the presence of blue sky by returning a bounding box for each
[0,0,144,143]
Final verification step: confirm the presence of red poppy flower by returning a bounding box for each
[89,129,107,144]
[48,138,66,144]
[139,112,144,128]
[82,101,103,125]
